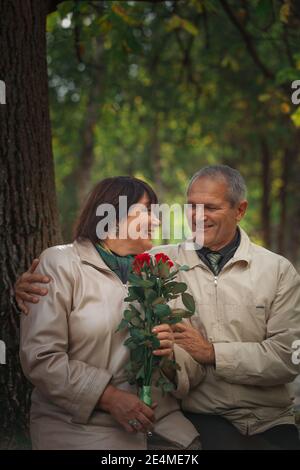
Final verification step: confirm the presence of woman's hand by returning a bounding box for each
[98,385,157,434]
[14,259,51,314]
[152,323,174,360]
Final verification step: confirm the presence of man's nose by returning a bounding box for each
[194,212,207,222]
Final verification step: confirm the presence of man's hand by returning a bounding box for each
[173,322,215,365]
[14,259,51,315]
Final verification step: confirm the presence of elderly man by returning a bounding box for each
[15,165,300,449]
[151,165,300,449]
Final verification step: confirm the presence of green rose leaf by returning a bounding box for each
[150,335,161,349]
[131,346,144,362]
[124,309,135,321]
[145,289,158,304]
[116,318,128,332]
[162,281,178,292]
[127,342,138,350]
[178,265,190,271]
[181,292,195,313]
[131,316,143,327]
[168,315,182,324]
[136,365,145,380]
[129,304,142,316]
[153,303,171,318]
[131,328,146,340]
[125,286,145,302]
[170,282,187,294]
[128,273,143,283]
[124,337,133,346]
[171,308,193,318]
[152,296,165,305]
[128,274,154,288]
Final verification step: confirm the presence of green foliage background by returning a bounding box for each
[47,0,300,267]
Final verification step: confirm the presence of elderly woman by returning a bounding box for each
[18,176,203,450]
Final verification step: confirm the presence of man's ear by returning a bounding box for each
[236,200,248,222]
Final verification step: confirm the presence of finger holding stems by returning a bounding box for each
[152,323,174,358]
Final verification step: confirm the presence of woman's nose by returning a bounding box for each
[151,214,161,227]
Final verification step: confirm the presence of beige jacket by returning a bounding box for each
[19,240,200,450]
[150,228,300,435]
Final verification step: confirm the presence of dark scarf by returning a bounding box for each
[95,243,134,284]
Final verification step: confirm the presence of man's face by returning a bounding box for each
[187,177,248,251]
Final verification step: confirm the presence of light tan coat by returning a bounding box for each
[151,228,300,435]
[20,239,201,450]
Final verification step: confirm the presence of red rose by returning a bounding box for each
[132,253,151,274]
[154,253,174,268]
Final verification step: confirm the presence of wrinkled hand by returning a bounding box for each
[14,259,51,314]
[152,323,174,359]
[173,322,215,365]
[98,385,157,433]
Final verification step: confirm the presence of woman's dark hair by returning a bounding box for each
[73,176,158,243]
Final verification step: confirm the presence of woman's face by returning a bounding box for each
[118,193,160,254]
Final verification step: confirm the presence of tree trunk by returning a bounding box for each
[61,36,104,242]
[150,116,169,244]
[277,128,300,267]
[277,147,289,256]
[260,136,271,248]
[289,136,300,268]
[151,117,164,202]
[0,0,61,448]
[74,36,105,206]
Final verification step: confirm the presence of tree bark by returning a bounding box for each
[73,36,105,205]
[288,131,300,267]
[61,35,104,241]
[277,147,289,255]
[0,0,61,448]
[151,117,164,202]
[260,136,272,248]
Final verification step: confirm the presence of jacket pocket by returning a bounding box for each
[222,304,267,342]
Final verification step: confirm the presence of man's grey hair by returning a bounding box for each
[187,164,247,206]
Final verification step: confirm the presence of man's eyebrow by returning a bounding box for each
[187,200,197,205]
[187,201,220,207]
[187,200,205,205]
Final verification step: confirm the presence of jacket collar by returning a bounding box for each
[73,238,112,272]
[175,227,252,270]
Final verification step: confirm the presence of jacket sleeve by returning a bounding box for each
[19,247,113,424]
[171,343,206,399]
[214,261,300,386]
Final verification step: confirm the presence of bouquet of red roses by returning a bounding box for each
[117,252,195,406]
